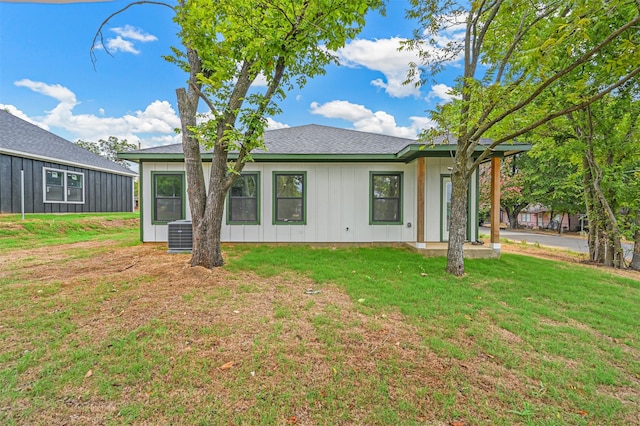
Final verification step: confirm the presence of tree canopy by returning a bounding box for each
[75,136,136,168]
[172,0,385,268]
[406,0,640,275]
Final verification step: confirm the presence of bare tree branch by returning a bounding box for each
[90,0,173,69]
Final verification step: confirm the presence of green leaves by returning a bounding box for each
[173,0,384,147]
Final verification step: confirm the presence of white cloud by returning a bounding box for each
[106,36,140,54]
[8,80,181,148]
[111,25,158,43]
[266,118,289,130]
[336,38,421,98]
[430,14,467,48]
[426,83,459,104]
[335,25,466,99]
[15,79,76,105]
[93,25,157,55]
[7,80,293,149]
[310,100,435,139]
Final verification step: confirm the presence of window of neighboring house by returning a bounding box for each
[152,172,184,223]
[228,172,260,224]
[274,172,306,224]
[370,172,402,224]
[43,168,84,204]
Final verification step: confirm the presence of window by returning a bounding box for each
[228,173,260,224]
[43,168,84,204]
[274,172,306,224]
[152,172,184,223]
[370,172,402,224]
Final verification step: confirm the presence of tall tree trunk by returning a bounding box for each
[558,212,565,234]
[446,165,469,277]
[631,210,640,270]
[583,155,600,262]
[195,142,235,267]
[507,209,519,229]
[176,48,223,269]
[585,130,624,268]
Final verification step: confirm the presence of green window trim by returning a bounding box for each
[151,171,186,225]
[226,172,261,225]
[369,171,403,225]
[273,171,307,225]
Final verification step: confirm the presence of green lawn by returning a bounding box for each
[0,212,139,251]
[0,214,638,425]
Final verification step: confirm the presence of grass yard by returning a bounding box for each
[0,214,638,425]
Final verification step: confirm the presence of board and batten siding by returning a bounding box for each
[0,153,134,214]
[140,158,477,244]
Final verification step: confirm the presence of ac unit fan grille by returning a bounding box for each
[167,220,193,253]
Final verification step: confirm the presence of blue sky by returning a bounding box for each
[0,0,462,148]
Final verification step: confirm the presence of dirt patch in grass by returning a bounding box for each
[0,242,541,425]
[2,237,638,424]
[501,242,640,281]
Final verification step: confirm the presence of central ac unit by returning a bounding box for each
[167,220,193,253]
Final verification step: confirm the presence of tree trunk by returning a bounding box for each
[585,137,624,268]
[175,49,225,269]
[583,155,599,261]
[446,167,469,276]
[507,209,519,229]
[631,210,640,271]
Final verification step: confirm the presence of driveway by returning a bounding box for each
[480,227,635,261]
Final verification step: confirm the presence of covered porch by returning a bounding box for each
[411,153,518,257]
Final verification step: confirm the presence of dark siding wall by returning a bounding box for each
[0,153,133,214]
[11,156,22,211]
[0,155,11,212]
[23,159,34,213]
[32,160,45,213]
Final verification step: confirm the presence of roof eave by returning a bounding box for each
[2,147,138,177]
[120,152,404,163]
[396,143,533,162]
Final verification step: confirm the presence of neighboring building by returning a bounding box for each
[0,110,137,214]
[517,205,583,231]
[120,124,529,245]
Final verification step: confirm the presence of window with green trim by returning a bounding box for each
[153,173,184,223]
[228,173,259,223]
[371,172,402,223]
[274,172,305,224]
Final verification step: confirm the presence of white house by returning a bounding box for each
[120,125,528,251]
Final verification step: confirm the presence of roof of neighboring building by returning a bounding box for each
[120,124,531,163]
[0,110,137,176]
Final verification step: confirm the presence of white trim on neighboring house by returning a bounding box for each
[0,147,137,177]
[43,167,85,204]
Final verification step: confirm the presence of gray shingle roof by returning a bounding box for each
[121,123,529,161]
[128,124,416,156]
[0,110,136,176]
[263,125,415,154]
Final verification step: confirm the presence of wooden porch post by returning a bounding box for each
[490,156,501,252]
[416,157,426,247]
